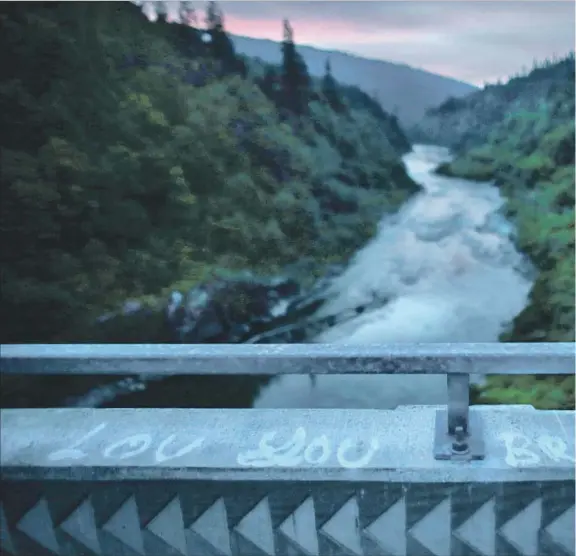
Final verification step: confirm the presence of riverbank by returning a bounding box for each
[435,154,575,409]
[435,153,575,410]
[410,56,575,409]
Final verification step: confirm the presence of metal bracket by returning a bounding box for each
[434,373,485,460]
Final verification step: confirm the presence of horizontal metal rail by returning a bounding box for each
[1,342,574,376]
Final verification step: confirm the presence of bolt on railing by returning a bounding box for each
[1,342,574,461]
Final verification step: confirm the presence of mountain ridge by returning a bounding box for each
[231,33,478,127]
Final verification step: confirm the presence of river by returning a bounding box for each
[253,144,532,409]
[38,144,532,410]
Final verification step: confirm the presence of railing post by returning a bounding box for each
[434,370,485,460]
[448,374,470,435]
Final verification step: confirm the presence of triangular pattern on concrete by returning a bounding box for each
[146,497,187,555]
[60,497,102,555]
[408,496,451,556]
[320,497,363,556]
[454,498,495,556]
[16,498,59,554]
[499,498,542,556]
[544,505,575,555]
[190,497,232,556]
[279,497,319,556]
[234,498,275,556]
[364,497,407,556]
[102,495,145,555]
[0,504,16,555]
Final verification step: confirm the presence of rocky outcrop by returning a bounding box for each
[1,267,339,408]
[87,266,350,345]
[2,264,395,409]
[166,273,301,343]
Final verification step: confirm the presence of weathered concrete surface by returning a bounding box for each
[1,406,574,555]
[1,405,574,482]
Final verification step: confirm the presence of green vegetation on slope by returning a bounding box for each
[416,55,575,409]
[0,2,419,343]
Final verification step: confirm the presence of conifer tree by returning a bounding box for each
[179,1,197,26]
[153,0,167,22]
[281,19,311,114]
[321,57,343,112]
[204,1,240,74]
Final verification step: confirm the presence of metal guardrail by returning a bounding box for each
[1,342,574,462]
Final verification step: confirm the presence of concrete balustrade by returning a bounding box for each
[1,405,574,556]
[1,343,574,555]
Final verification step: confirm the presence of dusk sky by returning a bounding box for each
[173,1,575,85]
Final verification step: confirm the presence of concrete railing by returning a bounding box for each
[1,343,574,556]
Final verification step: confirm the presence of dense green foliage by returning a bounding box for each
[471,374,575,410]
[0,1,418,343]
[416,55,575,409]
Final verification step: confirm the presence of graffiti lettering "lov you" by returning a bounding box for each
[237,427,380,469]
[46,423,205,464]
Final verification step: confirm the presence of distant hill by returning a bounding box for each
[232,34,477,127]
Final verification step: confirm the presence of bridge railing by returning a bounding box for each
[1,343,575,556]
[2,342,574,462]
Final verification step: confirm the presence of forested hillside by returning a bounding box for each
[0,1,419,343]
[414,55,575,408]
[414,55,574,156]
[232,34,477,127]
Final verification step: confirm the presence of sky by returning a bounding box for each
[155,1,575,85]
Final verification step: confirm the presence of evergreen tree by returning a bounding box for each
[204,1,241,75]
[205,1,220,31]
[281,19,311,115]
[152,0,167,22]
[179,1,197,26]
[168,1,204,59]
[321,57,343,112]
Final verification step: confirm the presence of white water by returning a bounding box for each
[253,145,533,409]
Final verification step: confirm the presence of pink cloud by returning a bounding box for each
[225,15,445,48]
[224,15,361,44]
